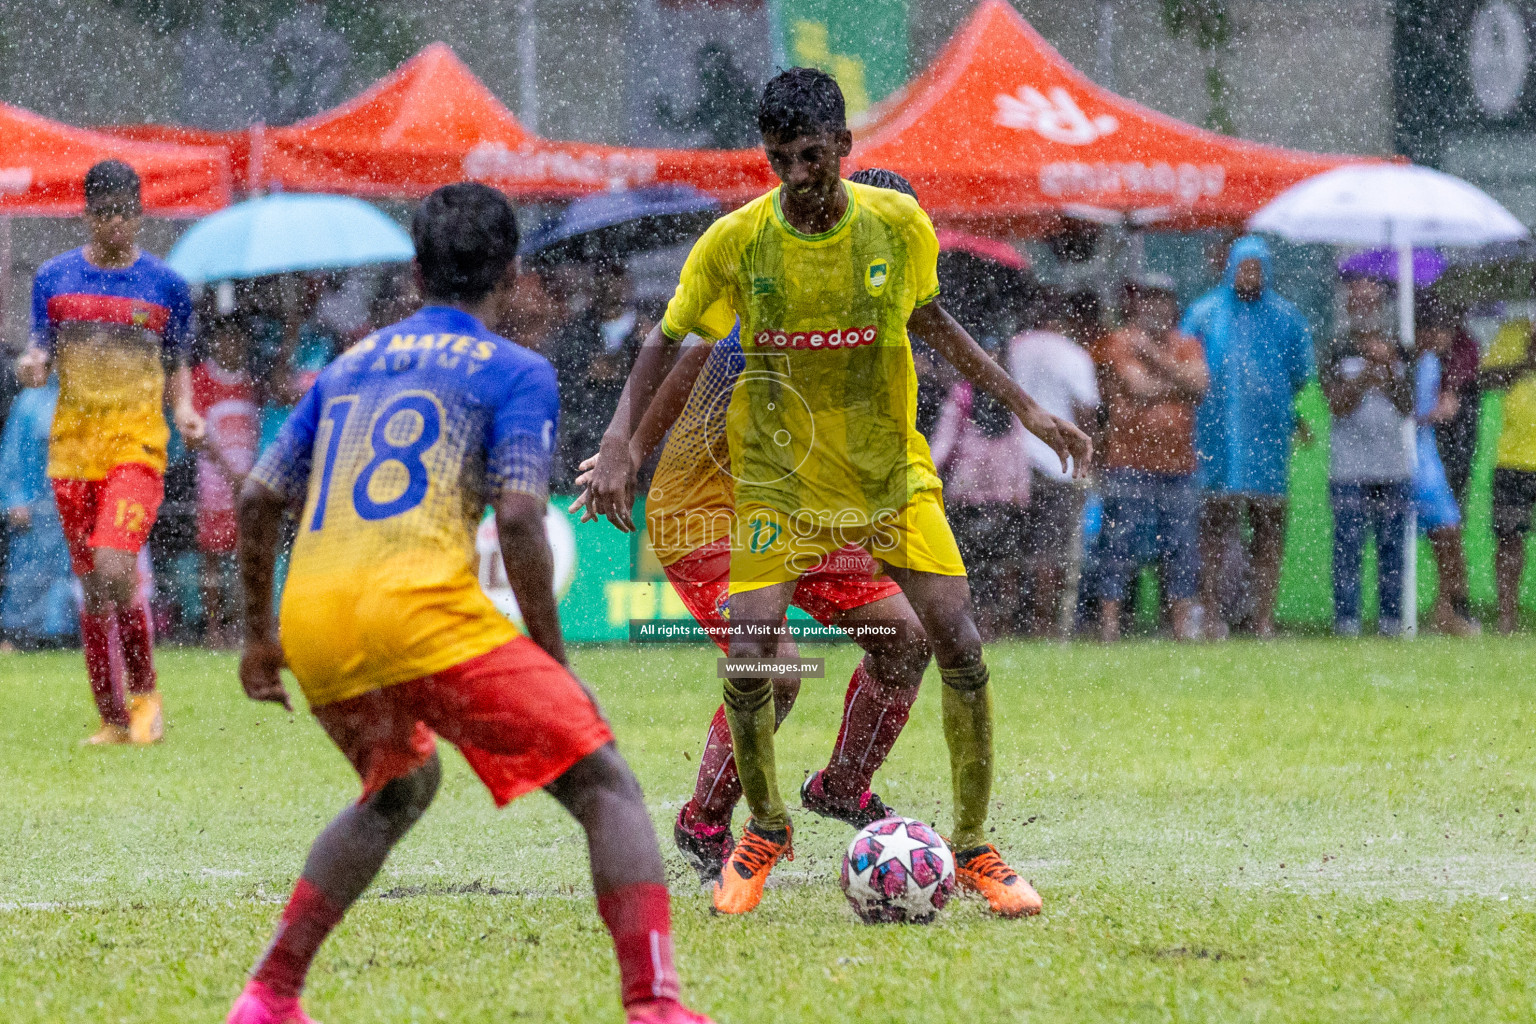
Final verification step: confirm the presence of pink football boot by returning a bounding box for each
[226,980,319,1024]
[626,998,716,1024]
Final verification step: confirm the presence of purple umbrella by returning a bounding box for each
[1337,247,1447,287]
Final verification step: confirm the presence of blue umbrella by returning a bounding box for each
[168,193,414,284]
[522,185,719,266]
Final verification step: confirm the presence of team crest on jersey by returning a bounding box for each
[130,304,151,328]
[865,259,890,296]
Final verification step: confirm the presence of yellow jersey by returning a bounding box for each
[661,181,943,526]
[249,306,559,708]
[31,248,194,479]
[646,330,743,566]
[1485,320,1536,471]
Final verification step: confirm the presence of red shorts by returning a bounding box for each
[311,637,614,807]
[662,538,902,652]
[52,463,164,577]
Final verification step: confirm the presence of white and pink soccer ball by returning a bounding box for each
[840,816,956,924]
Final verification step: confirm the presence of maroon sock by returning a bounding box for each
[251,877,346,999]
[685,705,740,828]
[596,882,679,1006]
[821,660,918,799]
[80,610,127,727]
[118,597,157,695]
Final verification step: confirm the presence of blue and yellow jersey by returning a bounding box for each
[250,306,559,708]
[661,181,943,525]
[646,329,743,566]
[31,248,193,480]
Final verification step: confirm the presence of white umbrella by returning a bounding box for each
[1251,163,1530,637]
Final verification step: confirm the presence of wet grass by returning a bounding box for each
[2,637,1534,1022]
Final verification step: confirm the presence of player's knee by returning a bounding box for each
[723,674,772,714]
[548,744,643,819]
[91,554,138,605]
[372,755,441,830]
[939,658,989,694]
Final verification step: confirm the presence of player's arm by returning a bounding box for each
[586,226,734,531]
[235,478,292,711]
[584,322,685,531]
[910,300,1093,478]
[168,364,207,447]
[166,278,206,446]
[495,491,568,667]
[489,360,568,664]
[234,388,320,712]
[17,273,53,388]
[569,339,712,522]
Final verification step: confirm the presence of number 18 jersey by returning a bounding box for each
[250,306,559,708]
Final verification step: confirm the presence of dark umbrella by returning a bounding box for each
[522,185,720,266]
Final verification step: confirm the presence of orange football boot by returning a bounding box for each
[127,692,164,744]
[955,844,1042,917]
[82,721,131,746]
[711,819,792,915]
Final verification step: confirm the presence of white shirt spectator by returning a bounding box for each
[1008,330,1099,479]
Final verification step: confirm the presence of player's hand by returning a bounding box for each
[239,636,292,712]
[1021,407,1093,479]
[6,506,30,531]
[176,405,207,448]
[16,348,48,388]
[583,434,637,532]
[1294,417,1316,449]
[568,453,602,523]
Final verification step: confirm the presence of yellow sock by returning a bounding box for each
[723,677,788,833]
[940,663,993,852]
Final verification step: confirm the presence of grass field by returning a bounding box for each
[3,638,1535,1023]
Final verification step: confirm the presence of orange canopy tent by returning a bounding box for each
[255,43,773,202]
[850,0,1370,231]
[96,123,252,195]
[0,103,230,216]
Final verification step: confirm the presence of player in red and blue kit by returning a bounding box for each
[17,161,204,746]
[228,184,711,1024]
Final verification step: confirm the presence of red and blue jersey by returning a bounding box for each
[250,305,560,707]
[31,247,193,480]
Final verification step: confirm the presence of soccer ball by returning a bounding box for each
[840,816,956,924]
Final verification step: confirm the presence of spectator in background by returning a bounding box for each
[1322,325,1413,637]
[0,375,77,649]
[549,259,647,493]
[190,315,258,647]
[1010,288,1100,637]
[1094,275,1208,642]
[246,274,342,451]
[1480,314,1536,633]
[1429,295,1482,501]
[1183,235,1314,639]
[930,351,1034,639]
[1413,306,1479,636]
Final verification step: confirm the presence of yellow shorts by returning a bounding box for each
[729,488,966,594]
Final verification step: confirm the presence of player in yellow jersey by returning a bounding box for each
[574,171,953,891]
[228,184,710,1024]
[583,71,1091,918]
[18,161,204,745]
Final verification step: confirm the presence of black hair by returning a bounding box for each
[847,167,917,201]
[758,67,846,140]
[83,160,141,207]
[411,182,520,303]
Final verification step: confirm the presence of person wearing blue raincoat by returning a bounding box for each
[1180,235,1315,639]
[0,378,79,647]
